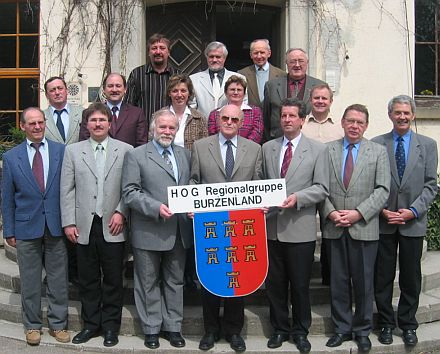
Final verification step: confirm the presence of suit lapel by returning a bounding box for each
[174,146,186,184]
[104,138,118,179]
[384,132,400,185]
[200,70,215,98]
[208,135,226,177]
[45,141,60,194]
[276,76,288,101]
[44,109,63,142]
[66,105,80,143]
[347,138,369,190]
[401,132,420,187]
[284,136,307,182]
[329,139,344,190]
[233,137,247,178]
[112,104,128,136]
[270,138,283,178]
[147,143,175,180]
[247,66,259,104]
[16,142,41,193]
[81,141,98,178]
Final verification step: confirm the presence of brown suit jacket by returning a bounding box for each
[79,102,148,147]
[238,63,285,108]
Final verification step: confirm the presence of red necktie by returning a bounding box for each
[280,142,292,178]
[343,144,354,189]
[31,142,45,192]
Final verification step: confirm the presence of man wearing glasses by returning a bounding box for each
[190,104,262,352]
[263,48,325,141]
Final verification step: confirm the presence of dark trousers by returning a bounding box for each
[201,287,244,336]
[266,240,315,336]
[327,232,378,336]
[374,232,423,330]
[77,216,125,332]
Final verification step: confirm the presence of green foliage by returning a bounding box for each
[426,177,440,250]
[0,126,25,159]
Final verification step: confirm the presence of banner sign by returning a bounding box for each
[168,179,286,213]
[194,209,268,297]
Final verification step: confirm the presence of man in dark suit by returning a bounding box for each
[190,104,262,352]
[263,48,325,141]
[322,104,390,352]
[122,109,192,350]
[238,39,285,108]
[80,73,148,147]
[61,103,133,347]
[1,107,69,345]
[262,98,329,353]
[373,95,438,347]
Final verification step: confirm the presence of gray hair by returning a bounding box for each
[150,108,179,132]
[250,39,270,52]
[285,48,308,61]
[204,41,228,58]
[20,107,45,124]
[387,95,416,115]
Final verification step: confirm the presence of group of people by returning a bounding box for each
[1,32,438,354]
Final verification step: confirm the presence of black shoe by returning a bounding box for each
[402,329,418,346]
[163,331,185,348]
[355,335,372,352]
[144,334,160,349]
[292,334,311,353]
[199,332,219,351]
[226,334,246,352]
[378,327,393,345]
[72,329,99,344]
[103,330,118,347]
[267,333,289,349]
[326,333,352,347]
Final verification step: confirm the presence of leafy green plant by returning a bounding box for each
[0,126,25,159]
[426,177,440,250]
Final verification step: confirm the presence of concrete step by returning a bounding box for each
[0,318,439,354]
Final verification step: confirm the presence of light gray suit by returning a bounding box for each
[321,138,390,336]
[189,69,248,118]
[262,134,329,336]
[238,64,285,108]
[263,75,324,141]
[44,104,83,145]
[122,142,192,334]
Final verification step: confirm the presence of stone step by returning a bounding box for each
[0,318,440,354]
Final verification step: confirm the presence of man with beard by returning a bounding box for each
[122,109,192,349]
[125,34,180,127]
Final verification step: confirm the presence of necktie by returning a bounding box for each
[343,144,354,189]
[293,81,299,97]
[95,144,105,217]
[54,109,66,142]
[162,149,175,178]
[280,142,292,178]
[225,140,234,181]
[212,73,221,109]
[395,136,406,181]
[31,142,44,192]
[111,106,118,121]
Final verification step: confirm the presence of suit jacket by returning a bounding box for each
[79,103,148,147]
[44,104,83,145]
[321,138,390,241]
[122,142,192,251]
[263,74,325,141]
[60,137,133,244]
[238,63,285,108]
[262,135,329,243]
[372,131,438,237]
[189,69,248,118]
[1,139,65,240]
[190,134,262,184]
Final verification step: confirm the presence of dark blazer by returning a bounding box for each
[263,74,325,141]
[79,103,148,147]
[238,63,285,108]
[372,131,438,236]
[1,139,65,240]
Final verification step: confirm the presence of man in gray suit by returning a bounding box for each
[262,98,329,353]
[122,109,192,350]
[373,95,438,347]
[322,104,390,352]
[263,48,325,141]
[238,39,285,108]
[190,41,247,117]
[191,104,262,352]
[61,102,132,347]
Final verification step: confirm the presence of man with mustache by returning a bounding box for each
[373,95,438,347]
[125,34,180,127]
[122,109,192,350]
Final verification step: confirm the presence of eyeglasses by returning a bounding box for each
[287,59,306,65]
[220,116,240,123]
[343,118,367,127]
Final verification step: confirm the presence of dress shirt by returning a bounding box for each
[279,133,302,172]
[106,101,122,119]
[255,62,270,102]
[26,138,49,188]
[90,137,109,160]
[288,77,305,97]
[209,68,226,86]
[152,140,179,181]
[302,114,344,143]
[170,105,191,148]
[50,105,70,138]
[392,129,412,163]
[341,138,360,181]
[219,133,238,165]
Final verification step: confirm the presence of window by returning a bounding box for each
[0,0,40,137]
[415,0,439,96]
